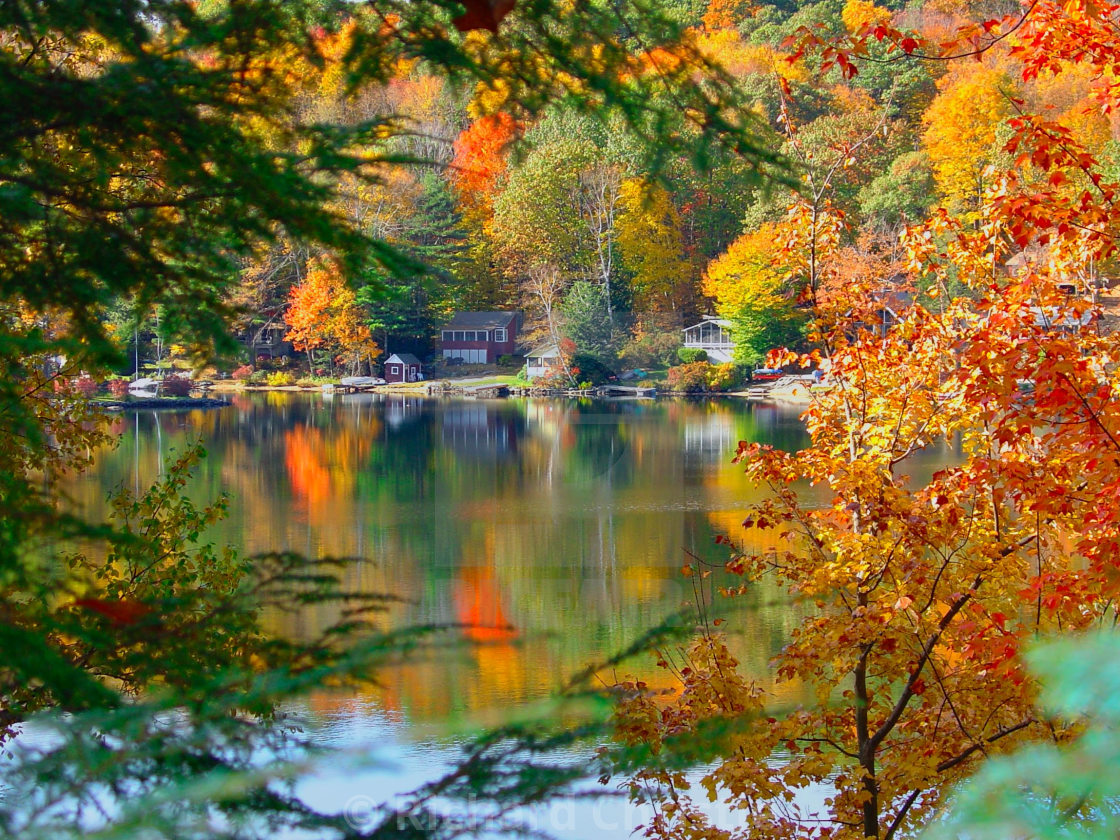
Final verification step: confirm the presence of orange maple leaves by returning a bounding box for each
[449,112,519,216]
[284,258,379,372]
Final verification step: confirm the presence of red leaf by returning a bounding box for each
[73,597,153,628]
[452,0,516,32]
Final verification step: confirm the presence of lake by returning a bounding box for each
[57,392,906,836]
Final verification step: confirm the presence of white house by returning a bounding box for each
[682,317,735,363]
[524,344,563,379]
[1030,306,1096,333]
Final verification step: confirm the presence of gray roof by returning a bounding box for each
[385,353,421,365]
[683,317,732,331]
[526,343,561,358]
[444,311,519,330]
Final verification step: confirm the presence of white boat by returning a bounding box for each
[339,376,385,388]
[128,377,158,392]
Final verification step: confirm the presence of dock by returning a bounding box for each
[594,384,656,398]
[744,375,815,401]
[461,384,509,398]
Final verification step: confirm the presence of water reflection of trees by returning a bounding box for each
[64,394,814,722]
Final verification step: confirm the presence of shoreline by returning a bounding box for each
[98,396,233,410]
[91,378,818,407]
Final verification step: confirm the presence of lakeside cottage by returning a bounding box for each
[524,343,563,379]
[238,323,292,360]
[440,311,520,364]
[682,317,735,363]
[383,353,423,383]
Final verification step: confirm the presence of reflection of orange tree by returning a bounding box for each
[284,426,332,514]
[455,565,517,643]
[452,521,528,708]
[454,564,527,710]
[282,424,375,531]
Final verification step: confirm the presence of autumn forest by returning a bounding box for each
[8,0,1120,838]
[223,0,1120,377]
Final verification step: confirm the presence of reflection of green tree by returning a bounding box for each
[564,409,634,487]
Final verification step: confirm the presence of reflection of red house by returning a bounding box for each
[439,311,521,364]
[384,353,422,383]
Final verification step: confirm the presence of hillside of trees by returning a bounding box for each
[201,0,1120,374]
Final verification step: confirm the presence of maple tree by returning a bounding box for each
[284,259,379,376]
[609,0,1120,837]
[450,112,520,218]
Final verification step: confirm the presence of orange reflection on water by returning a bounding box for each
[455,565,517,643]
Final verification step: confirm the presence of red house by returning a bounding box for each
[383,353,422,383]
[439,311,520,364]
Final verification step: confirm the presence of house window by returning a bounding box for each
[388,366,399,375]
[441,330,452,342]
[494,328,506,342]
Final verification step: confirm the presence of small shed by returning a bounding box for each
[525,344,563,379]
[384,353,423,383]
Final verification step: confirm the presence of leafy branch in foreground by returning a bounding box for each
[1,442,463,838]
[929,632,1120,840]
[0,1,790,834]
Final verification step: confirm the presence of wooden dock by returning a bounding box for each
[335,376,386,393]
[744,375,815,401]
[594,384,656,398]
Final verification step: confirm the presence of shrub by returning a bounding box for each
[161,376,193,397]
[73,376,100,398]
[107,379,130,397]
[232,365,253,381]
[706,363,743,391]
[295,378,319,388]
[537,369,571,388]
[666,362,712,392]
[248,370,268,385]
[498,354,519,366]
[665,362,742,393]
[266,371,295,387]
[569,353,615,385]
[677,347,708,364]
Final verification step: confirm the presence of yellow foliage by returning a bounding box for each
[696,31,808,83]
[616,179,692,311]
[841,0,891,32]
[702,223,788,317]
[922,66,1014,212]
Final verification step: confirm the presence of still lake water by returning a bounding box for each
[59,392,952,836]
